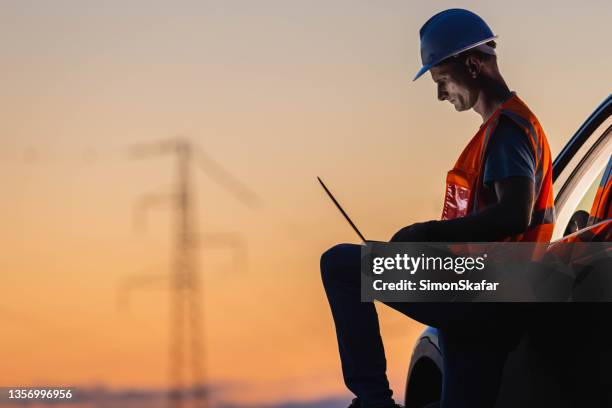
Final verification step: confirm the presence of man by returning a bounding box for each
[320,9,554,408]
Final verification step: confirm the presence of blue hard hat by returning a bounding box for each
[414,9,497,81]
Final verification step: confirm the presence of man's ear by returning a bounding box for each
[464,55,482,79]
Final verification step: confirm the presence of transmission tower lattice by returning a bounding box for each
[124,138,258,408]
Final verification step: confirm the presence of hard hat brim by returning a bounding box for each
[413,64,433,81]
[413,35,498,81]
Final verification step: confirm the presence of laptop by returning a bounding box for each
[317,177,368,243]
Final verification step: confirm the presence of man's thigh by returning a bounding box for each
[322,243,524,336]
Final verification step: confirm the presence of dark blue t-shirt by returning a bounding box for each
[483,115,536,186]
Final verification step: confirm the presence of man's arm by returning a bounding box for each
[391,176,534,242]
[392,116,537,242]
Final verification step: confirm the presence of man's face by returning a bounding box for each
[430,61,478,112]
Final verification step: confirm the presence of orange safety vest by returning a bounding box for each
[441,93,555,242]
[589,156,612,224]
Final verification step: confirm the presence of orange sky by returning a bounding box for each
[1,1,611,407]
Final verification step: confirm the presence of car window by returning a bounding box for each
[561,166,605,236]
[576,167,605,214]
[552,114,611,240]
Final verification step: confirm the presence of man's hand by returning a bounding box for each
[391,177,535,243]
[390,221,438,242]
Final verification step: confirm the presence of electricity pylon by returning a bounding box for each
[121,137,259,408]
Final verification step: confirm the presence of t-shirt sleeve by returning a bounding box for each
[483,115,536,185]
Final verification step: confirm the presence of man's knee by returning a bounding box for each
[320,243,360,284]
[320,243,349,280]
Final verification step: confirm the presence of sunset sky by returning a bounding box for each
[1,1,611,407]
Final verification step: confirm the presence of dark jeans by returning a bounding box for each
[320,243,524,408]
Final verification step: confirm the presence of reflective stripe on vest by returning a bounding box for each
[441,93,555,242]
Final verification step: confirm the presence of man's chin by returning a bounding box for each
[453,102,468,112]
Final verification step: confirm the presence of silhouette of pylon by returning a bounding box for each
[125,137,259,408]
